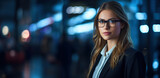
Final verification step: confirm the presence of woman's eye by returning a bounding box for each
[100,20,104,23]
[109,20,116,23]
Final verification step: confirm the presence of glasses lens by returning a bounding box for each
[98,20,105,28]
[109,20,116,27]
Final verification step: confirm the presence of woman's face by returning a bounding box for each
[98,9,123,41]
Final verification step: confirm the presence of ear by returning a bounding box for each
[120,22,124,29]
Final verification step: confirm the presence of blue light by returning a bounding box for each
[153,24,160,32]
[140,25,149,33]
[82,8,96,20]
[67,22,93,35]
[67,8,96,26]
[37,17,53,29]
[68,15,84,26]
[68,27,75,35]
[135,12,147,20]
[74,23,93,33]
[29,24,37,32]
[129,4,138,12]
[153,60,159,70]
[52,12,62,22]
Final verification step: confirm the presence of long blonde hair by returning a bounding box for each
[87,1,133,78]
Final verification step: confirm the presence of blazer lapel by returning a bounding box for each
[89,54,101,78]
[99,56,111,78]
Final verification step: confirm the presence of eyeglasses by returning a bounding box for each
[97,19,121,28]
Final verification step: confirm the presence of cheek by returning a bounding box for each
[98,28,103,36]
[114,23,121,35]
[114,27,121,36]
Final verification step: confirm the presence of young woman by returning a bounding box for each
[87,1,146,78]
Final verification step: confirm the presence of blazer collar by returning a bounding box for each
[99,55,111,78]
[89,45,116,78]
[101,44,116,56]
[99,47,133,77]
[89,53,112,78]
[89,53,101,78]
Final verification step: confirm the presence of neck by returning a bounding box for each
[107,39,117,51]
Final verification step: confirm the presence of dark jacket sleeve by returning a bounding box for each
[125,52,146,78]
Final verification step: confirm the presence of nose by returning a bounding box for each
[104,23,110,30]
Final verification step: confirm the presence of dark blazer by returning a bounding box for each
[89,47,146,78]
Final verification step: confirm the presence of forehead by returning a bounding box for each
[98,10,118,20]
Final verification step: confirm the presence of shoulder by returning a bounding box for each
[124,47,143,58]
[122,47,146,78]
[123,47,145,64]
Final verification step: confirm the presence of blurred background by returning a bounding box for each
[0,0,160,78]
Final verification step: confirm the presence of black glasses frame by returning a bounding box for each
[97,19,121,28]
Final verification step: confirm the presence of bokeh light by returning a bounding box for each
[2,25,9,36]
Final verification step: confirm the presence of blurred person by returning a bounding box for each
[87,1,146,78]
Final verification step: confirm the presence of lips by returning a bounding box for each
[103,32,111,35]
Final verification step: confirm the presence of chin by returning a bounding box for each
[102,36,111,40]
